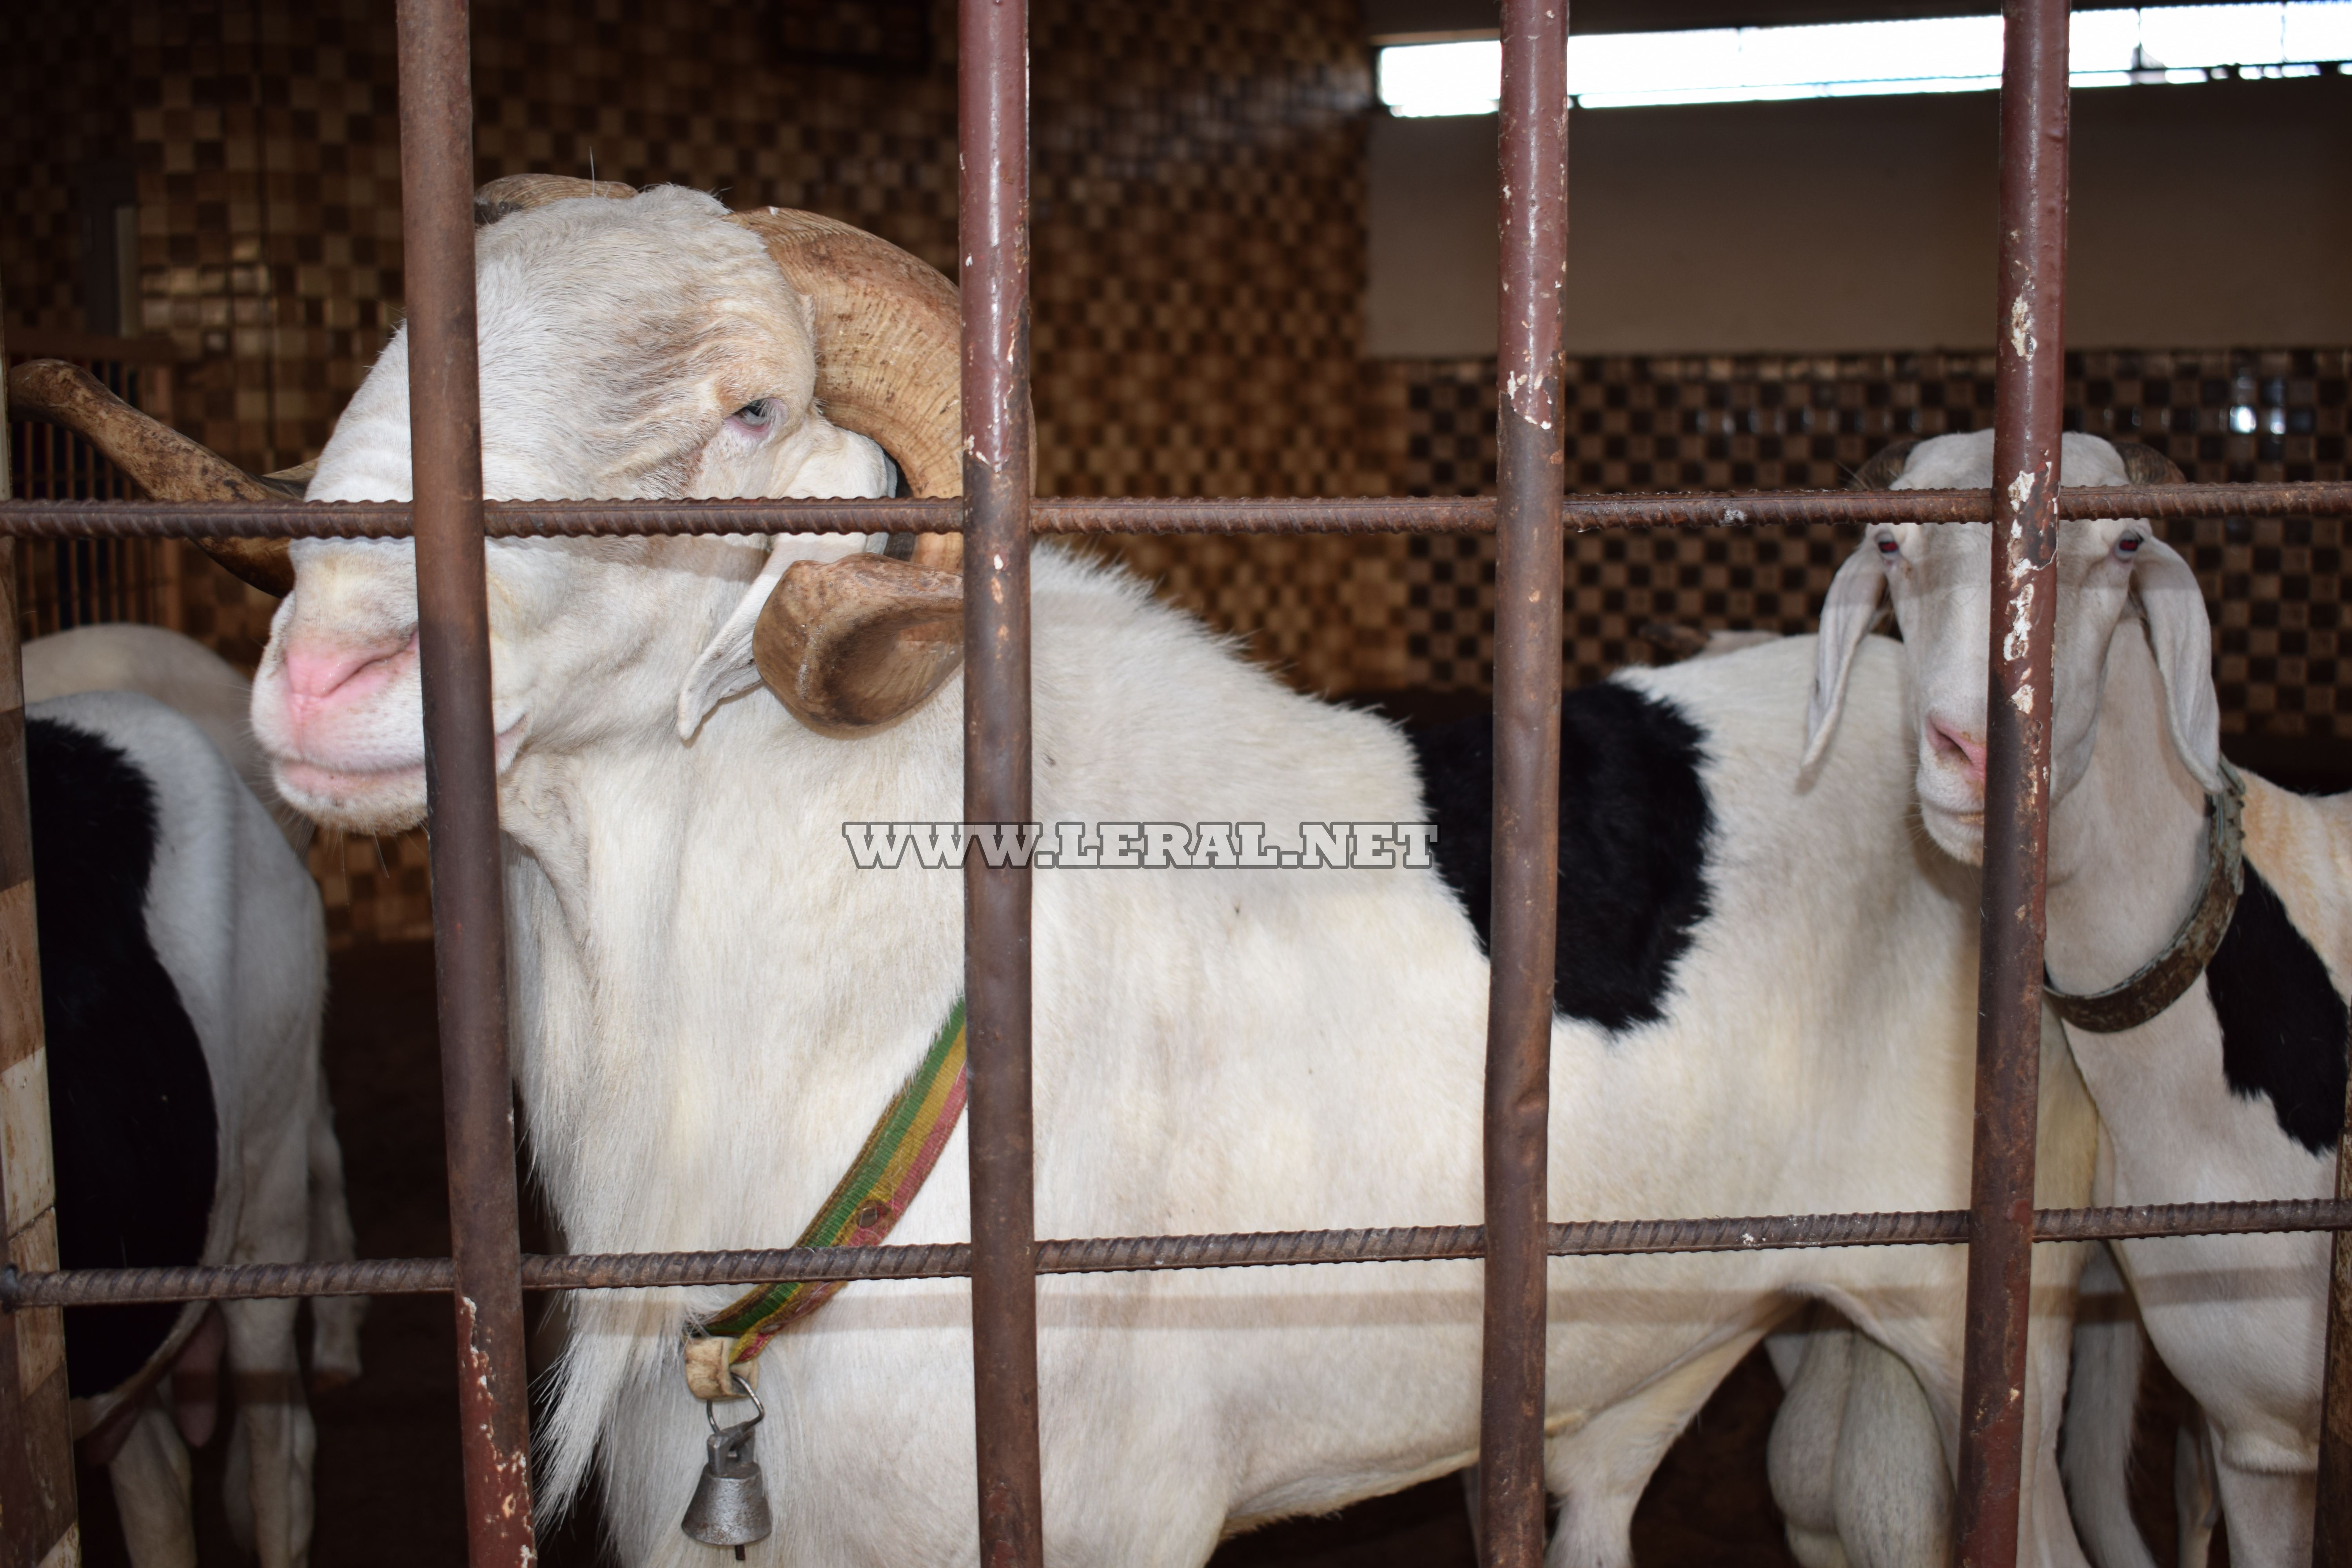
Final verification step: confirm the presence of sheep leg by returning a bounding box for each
[303,1068,366,1390]
[1767,1314,1857,1568]
[1788,1269,2087,1568]
[2057,1243,2157,1568]
[1831,1334,1951,1568]
[2209,1450,2310,1568]
[109,1401,198,1568]
[1543,1327,1766,1568]
[2172,1410,2217,1568]
[2017,1258,2100,1568]
[1766,1318,1825,1389]
[224,1411,254,1556]
[221,1294,318,1568]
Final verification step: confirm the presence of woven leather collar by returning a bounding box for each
[2044,762,2245,1034]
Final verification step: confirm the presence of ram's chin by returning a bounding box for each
[276,760,430,835]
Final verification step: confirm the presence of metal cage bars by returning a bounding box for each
[20,1198,2352,1306]
[1955,7,2070,1559]
[4,486,2348,540]
[394,0,539,1556]
[958,0,1044,1559]
[1480,5,1570,1562]
[7,0,2352,1565]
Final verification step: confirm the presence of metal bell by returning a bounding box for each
[682,1376,773,1558]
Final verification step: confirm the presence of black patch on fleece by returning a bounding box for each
[29,718,218,1397]
[2205,859,2349,1154]
[1406,682,1714,1031]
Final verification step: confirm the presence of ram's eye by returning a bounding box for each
[2116,533,2143,558]
[732,399,774,428]
[1876,534,1901,557]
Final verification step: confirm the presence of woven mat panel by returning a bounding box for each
[306,829,436,949]
[1116,349,2350,714]
[7,0,1373,497]
[0,7,134,333]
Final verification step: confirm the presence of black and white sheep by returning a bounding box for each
[31,686,340,1568]
[1808,428,2352,1568]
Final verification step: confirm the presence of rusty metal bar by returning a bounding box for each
[0,299,77,1568]
[21,1198,2352,1310]
[1480,2,1569,1563]
[1955,4,2070,1564]
[394,2,538,1563]
[960,0,1044,1562]
[2324,970,2352,1546]
[5,483,2351,541]
[2325,1064,2352,1560]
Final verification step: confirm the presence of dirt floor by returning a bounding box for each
[70,939,2207,1564]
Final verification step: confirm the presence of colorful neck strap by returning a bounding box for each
[690,999,968,1378]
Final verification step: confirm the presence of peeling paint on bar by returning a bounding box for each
[1954,3,2069,1559]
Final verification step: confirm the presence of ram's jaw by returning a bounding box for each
[276,760,430,837]
[260,652,436,836]
[267,703,531,836]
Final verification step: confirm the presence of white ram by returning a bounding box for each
[32,178,2096,1567]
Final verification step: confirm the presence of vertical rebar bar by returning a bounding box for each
[394,3,538,1563]
[1954,3,2069,1564]
[959,0,1043,1564]
[1479,4,1569,1564]
[2318,1059,2352,1556]
[0,298,79,1568]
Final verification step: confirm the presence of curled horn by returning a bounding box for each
[1848,436,1921,492]
[6,360,300,595]
[728,207,967,735]
[475,173,635,227]
[752,554,964,738]
[2113,441,2187,487]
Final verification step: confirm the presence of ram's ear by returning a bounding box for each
[675,425,893,740]
[677,540,828,739]
[1804,543,1887,772]
[2132,535,2224,793]
[783,423,891,501]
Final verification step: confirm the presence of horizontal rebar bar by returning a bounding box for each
[4,1198,2346,1309]
[0,484,2348,542]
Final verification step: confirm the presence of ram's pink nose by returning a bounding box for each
[1927,715,1987,782]
[279,632,414,716]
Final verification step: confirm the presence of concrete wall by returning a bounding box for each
[1367,74,2352,356]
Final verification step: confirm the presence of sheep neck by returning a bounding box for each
[494,684,970,1267]
[2042,621,2210,999]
